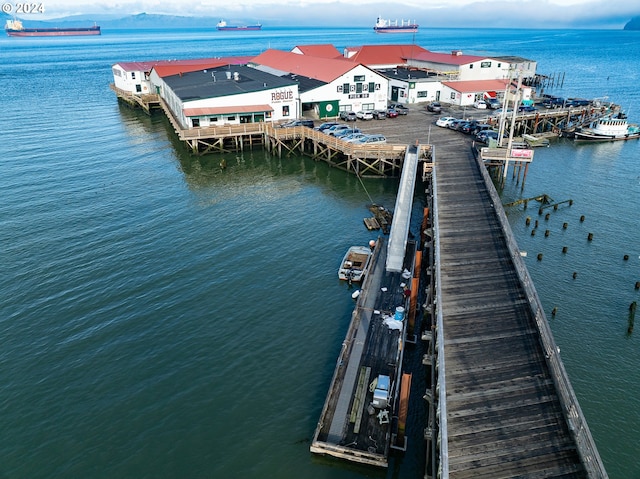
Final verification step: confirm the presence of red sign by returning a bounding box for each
[510,149,533,158]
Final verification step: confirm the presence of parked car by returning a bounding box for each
[326,124,356,136]
[279,119,314,128]
[475,130,500,144]
[518,105,538,113]
[386,108,399,118]
[453,120,470,132]
[426,102,442,113]
[356,110,374,120]
[342,133,368,143]
[448,119,465,130]
[485,98,501,109]
[352,134,387,144]
[473,100,487,109]
[389,103,409,115]
[541,96,565,109]
[314,121,340,132]
[459,122,477,134]
[371,110,387,120]
[471,123,492,135]
[339,111,357,121]
[333,128,361,139]
[436,116,457,127]
[565,98,591,107]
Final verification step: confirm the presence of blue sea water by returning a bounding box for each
[1,26,639,479]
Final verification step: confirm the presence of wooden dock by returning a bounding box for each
[428,139,608,478]
[310,236,418,467]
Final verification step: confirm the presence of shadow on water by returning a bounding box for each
[118,106,405,204]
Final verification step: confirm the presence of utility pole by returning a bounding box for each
[503,69,523,180]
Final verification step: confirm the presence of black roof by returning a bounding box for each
[163,65,298,102]
[375,67,436,81]
[281,73,326,93]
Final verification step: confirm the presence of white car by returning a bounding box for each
[356,110,374,120]
[436,116,457,128]
[473,100,487,109]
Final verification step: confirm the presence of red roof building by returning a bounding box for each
[343,44,431,69]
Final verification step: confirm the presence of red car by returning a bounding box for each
[386,108,399,118]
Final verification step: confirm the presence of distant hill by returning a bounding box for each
[1,12,243,30]
[624,16,640,30]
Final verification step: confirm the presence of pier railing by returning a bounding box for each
[475,154,609,478]
[430,145,450,479]
[263,124,409,159]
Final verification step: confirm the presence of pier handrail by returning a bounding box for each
[475,154,609,478]
[264,124,408,157]
[431,145,450,479]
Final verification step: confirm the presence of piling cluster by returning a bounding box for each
[514,196,638,334]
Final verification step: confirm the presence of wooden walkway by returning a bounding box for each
[431,142,607,478]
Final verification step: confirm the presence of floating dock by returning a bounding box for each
[310,236,418,467]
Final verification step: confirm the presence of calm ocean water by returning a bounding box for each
[1,26,639,479]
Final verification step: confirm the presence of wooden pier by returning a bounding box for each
[110,84,161,114]
[426,139,608,478]
[111,86,433,178]
[486,103,621,138]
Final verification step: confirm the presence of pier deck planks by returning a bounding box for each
[433,138,586,478]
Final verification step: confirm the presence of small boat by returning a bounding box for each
[574,116,640,141]
[216,20,262,31]
[338,246,372,283]
[523,134,550,147]
[373,16,418,33]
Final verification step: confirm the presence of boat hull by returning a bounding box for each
[6,27,101,37]
[338,246,372,282]
[573,130,640,142]
[217,26,262,31]
[374,26,418,33]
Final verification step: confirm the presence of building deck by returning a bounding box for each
[432,142,606,478]
[310,237,417,467]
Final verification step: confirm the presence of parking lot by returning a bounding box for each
[331,103,486,147]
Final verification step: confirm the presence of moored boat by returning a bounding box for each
[5,19,100,37]
[373,16,418,33]
[338,246,372,283]
[574,116,640,141]
[523,134,550,147]
[216,20,262,31]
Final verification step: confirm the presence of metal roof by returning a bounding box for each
[386,144,420,273]
[162,65,297,102]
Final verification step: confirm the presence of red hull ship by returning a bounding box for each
[5,19,101,37]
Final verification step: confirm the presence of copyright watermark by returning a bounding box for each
[2,3,46,13]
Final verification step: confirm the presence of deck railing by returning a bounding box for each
[475,152,609,479]
[431,145,450,479]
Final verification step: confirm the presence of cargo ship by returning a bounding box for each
[5,19,101,37]
[373,16,418,33]
[216,20,262,31]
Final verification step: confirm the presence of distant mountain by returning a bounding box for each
[1,12,240,30]
[98,13,220,29]
[624,16,640,30]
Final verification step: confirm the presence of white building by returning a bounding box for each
[407,50,508,81]
[249,49,389,118]
[112,61,157,95]
[149,64,299,129]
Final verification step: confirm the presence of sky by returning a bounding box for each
[11,0,640,29]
